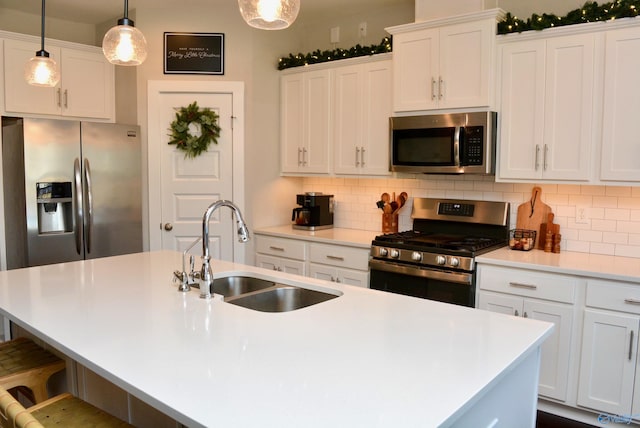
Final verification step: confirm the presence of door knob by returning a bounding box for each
[164,223,173,231]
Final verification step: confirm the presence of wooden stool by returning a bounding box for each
[0,386,134,427]
[0,338,66,404]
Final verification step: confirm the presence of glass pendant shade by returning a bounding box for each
[238,0,300,30]
[25,52,60,87]
[102,19,148,66]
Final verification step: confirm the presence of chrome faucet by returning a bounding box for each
[198,200,250,298]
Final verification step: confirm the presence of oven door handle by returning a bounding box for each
[369,259,473,286]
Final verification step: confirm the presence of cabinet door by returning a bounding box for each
[601,26,640,181]
[498,39,546,180]
[309,263,337,282]
[303,69,331,173]
[335,267,369,288]
[361,60,392,175]
[438,19,492,109]
[577,309,639,415]
[333,63,362,175]
[392,28,439,112]
[542,34,595,181]
[524,299,573,402]
[478,291,522,316]
[60,49,113,119]
[3,39,61,116]
[256,254,306,276]
[280,73,304,173]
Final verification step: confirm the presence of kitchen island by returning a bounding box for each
[0,251,552,427]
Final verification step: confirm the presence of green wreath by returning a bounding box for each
[168,101,221,158]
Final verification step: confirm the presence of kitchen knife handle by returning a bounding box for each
[535,145,540,170]
[84,159,94,254]
[73,158,83,255]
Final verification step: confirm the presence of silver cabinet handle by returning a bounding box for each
[625,298,640,305]
[57,88,62,107]
[302,148,307,166]
[83,159,93,254]
[630,330,635,361]
[514,309,519,317]
[360,147,365,167]
[73,158,83,255]
[535,145,540,170]
[438,77,444,100]
[509,282,538,290]
[297,147,302,166]
[431,78,437,101]
[269,246,285,251]
[523,312,528,318]
[355,147,360,167]
[64,89,68,108]
[544,144,549,171]
[326,255,344,261]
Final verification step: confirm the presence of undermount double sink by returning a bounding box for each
[207,276,341,313]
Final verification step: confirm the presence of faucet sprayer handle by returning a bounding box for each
[237,222,250,242]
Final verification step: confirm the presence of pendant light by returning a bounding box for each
[24,0,60,87]
[102,0,148,66]
[238,0,300,30]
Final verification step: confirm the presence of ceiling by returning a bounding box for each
[0,0,410,25]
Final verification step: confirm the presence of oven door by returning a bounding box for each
[369,259,475,307]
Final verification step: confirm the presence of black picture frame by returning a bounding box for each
[164,32,225,75]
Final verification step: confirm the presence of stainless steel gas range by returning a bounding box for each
[369,198,510,307]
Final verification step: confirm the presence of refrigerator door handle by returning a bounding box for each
[73,158,83,255]
[84,159,94,254]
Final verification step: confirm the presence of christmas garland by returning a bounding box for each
[277,37,392,70]
[167,101,220,158]
[498,0,640,34]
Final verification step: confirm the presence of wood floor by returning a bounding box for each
[537,411,597,428]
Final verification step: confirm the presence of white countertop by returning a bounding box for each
[477,247,640,283]
[0,251,551,427]
[254,225,376,248]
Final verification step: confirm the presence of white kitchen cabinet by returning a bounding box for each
[498,33,596,181]
[333,58,391,176]
[577,279,640,417]
[600,26,640,182]
[387,12,498,112]
[280,69,331,174]
[255,235,307,275]
[3,38,114,121]
[308,242,370,287]
[477,265,577,402]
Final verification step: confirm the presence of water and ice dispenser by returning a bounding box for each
[36,182,73,234]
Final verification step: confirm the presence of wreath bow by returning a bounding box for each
[168,101,221,158]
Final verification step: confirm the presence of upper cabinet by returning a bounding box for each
[280,54,392,177]
[600,26,640,182]
[2,35,115,122]
[498,33,596,181]
[387,10,503,112]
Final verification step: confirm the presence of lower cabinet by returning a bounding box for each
[577,279,640,418]
[255,234,370,287]
[477,265,578,402]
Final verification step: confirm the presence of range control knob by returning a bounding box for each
[390,249,400,259]
[411,252,423,262]
[436,255,446,265]
[450,257,460,267]
[378,248,388,257]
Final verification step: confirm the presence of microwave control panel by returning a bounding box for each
[462,126,484,165]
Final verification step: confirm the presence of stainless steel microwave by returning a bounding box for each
[390,111,497,175]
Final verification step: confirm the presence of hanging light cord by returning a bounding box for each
[123,0,129,20]
[39,0,46,53]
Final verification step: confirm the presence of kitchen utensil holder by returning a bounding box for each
[382,213,398,234]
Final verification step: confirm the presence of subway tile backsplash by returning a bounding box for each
[302,176,640,259]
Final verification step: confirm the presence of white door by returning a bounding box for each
[147,81,245,262]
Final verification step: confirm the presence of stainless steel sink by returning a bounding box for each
[211,276,275,297]
[226,285,341,313]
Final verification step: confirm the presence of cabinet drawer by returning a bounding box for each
[478,265,578,304]
[586,279,640,314]
[309,243,369,271]
[255,236,306,261]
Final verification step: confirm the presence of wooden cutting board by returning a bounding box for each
[516,186,552,249]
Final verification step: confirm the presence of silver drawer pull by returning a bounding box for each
[625,298,640,305]
[269,246,285,251]
[326,255,345,261]
[509,282,537,290]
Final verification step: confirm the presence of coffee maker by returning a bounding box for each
[291,193,334,230]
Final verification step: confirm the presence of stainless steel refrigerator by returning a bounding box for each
[2,117,142,269]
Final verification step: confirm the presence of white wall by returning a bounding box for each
[0,8,98,46]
